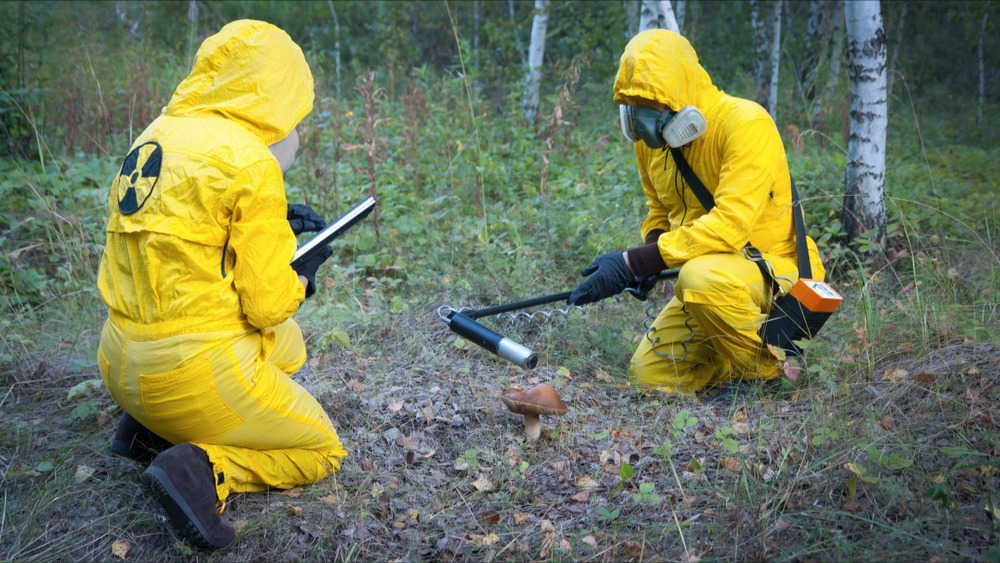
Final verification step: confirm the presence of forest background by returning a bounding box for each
[2,1,1000,561]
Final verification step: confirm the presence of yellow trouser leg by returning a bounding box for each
[629,252,799,392]
[100,319,347,502]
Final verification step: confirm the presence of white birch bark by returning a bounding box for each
[886,1,907,104]
[811,0,844,129]
[768,0,782,122]
[750,0,771,109]
[640,0,660,32]
[523,0,550,124]
[841,0,888,247]
[675,0,686,32]
[327,0,342,99]
[977,0,991,128]
[657,1,680,33]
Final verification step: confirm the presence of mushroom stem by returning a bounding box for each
[523,414,541,441]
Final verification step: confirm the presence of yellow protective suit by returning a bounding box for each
[97,20,346,502]
[615,30,826,392]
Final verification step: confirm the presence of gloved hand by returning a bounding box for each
[287,204,326,235]
[293,245,333,298]
[567,251,633,306]
[625,274,659,301]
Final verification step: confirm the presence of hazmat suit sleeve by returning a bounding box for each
[654,117,779,268]
[637,147,672,243]
[228,159,305,328]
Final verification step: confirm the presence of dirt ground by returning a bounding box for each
[2,301,999,562]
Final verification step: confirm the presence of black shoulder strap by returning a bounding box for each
[667,146,813,295]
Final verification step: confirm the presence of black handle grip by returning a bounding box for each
[447,312,538,370]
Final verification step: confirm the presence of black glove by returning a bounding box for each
[287,204,326,235]
[293,245,333,298]
[567,251,633,306]
[625,274,659,301]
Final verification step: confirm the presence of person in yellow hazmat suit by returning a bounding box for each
[568,29,826,393]
[96,20,346,549]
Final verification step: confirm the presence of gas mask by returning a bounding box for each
[619,104,707,149]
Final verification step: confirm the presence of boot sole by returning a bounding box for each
[142,467,234,549]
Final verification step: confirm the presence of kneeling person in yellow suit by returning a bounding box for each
[97,20,346,549]
[568,30,826,393]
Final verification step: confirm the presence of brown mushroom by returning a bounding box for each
[500,384,568,441]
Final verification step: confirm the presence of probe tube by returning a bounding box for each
[446,311,538,370]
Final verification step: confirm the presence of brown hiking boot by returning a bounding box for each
[142,443,236,549]
[110,412,172,465]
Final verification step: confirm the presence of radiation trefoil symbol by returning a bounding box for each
[114,141,162,215]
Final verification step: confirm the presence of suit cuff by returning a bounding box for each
[644,229,666,245]
[626,242,667,277]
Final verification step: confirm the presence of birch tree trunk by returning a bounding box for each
[751,0,771,110]
[657,1,680,33]
[676,0,686,32]
[977,0,991,128]
[886,1,907,106]
[639,0,660,32]
[811,0,844,129]
[841,0,888,248]
[768,0,782,122]
[523,0,549,124]
[327,0,342,99]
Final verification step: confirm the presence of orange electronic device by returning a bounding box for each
[761,278,842,352]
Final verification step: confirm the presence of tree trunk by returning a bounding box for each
[811,0,844,130]
[640,0,659,32]
[327,0,342,99]
[977,0,990,128]
[523,0,549,124]
[841,0,888,249]
[768,0,782,122]
[676,0,686,32]
[657,1,680,33]
[751,0,771,110]
[886,1,907,107]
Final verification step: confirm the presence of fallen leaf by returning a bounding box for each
[396,436,415,447]
[74,465,96,484]
[914,371,936,384]
[540,519,555,533]
[840,502,863,514]
[345,379,364,393]
[513,512,528,525]
[422,406,435,423]
[280,489,302,498]
[472,474,494,491]
[582,535,598,547]
[289,505,303,516]
[318,494,340,504]
[879,415,894,431]
[882,367,908,381]
[721,457,741,472]
[731,422,750,434]
[233,520,249,533]
[481,511,500,525]
[570,490,590,503]
[388,400,405,412]
[623,540,643,556]
[844,463,864,480]
[480,533,499,546]
[986,504,1000,520]
[733,408,747,423]
[575,475,598,490]
[361,459,375,471]
[111,539,130,560]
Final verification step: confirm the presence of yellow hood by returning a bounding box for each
[613,29,723,113]
[164,20,313,145]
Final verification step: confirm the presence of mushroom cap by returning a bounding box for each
[500,384,568,416]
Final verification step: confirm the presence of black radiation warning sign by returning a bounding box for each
[114,141,162,215]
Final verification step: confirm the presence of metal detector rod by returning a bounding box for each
[444,310,538,370]
[292,196,376,269]
[464,268,680,320]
